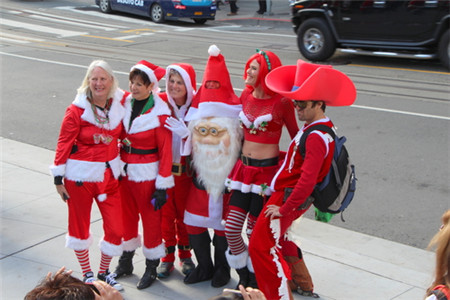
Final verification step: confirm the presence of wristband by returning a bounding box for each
[54,176,63,185]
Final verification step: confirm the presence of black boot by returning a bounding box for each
[211,234,230,287]
[248,271,258,289]
[137,259,159,290]
[235,266,250,289]
[184,232,214,284]
[114,250,135,278]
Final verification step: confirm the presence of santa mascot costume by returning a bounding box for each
[178,45,243,288]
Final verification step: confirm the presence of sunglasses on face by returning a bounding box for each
[292,100,309,109]
[194,126,227,137]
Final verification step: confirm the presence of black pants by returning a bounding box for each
[229,0,238,13]
[258,0,267,13]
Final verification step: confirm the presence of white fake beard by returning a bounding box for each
[192,141,239,199]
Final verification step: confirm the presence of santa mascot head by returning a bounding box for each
[185,45,243,199]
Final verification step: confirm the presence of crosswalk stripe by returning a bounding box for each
[2,19,88,37]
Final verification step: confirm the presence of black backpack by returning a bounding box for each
[299,124,356,221]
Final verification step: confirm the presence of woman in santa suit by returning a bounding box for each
[156,63,197,279]
[50,60,128,291]
[224,49,299,288]
[113,60,174,290]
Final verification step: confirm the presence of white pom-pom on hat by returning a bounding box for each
[208,45,221,57]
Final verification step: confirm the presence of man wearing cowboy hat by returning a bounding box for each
[248,59,356,300]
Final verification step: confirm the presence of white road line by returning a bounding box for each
[30,15,118,31]
[1,32,45,42]
[23,9,125,30]
[351,104,450,120]
[0,37,29,44]
[116,33,154,39]
[0,51,448,121]
[1,19,88,38]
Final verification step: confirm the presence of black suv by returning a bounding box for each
[291,0,450,68]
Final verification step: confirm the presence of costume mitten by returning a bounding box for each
[152,189,167,211]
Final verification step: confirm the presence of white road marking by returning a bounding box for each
[1,19,88,37]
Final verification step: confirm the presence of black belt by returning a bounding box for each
[122,144,158,155]
[240,155,279,167]
[172,163,186,176]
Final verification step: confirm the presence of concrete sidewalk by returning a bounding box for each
[213,0,292,26]
[1,137,434,300]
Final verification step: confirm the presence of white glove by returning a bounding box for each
[164,117,190,139]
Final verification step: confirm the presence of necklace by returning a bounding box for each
[90,98,111,124]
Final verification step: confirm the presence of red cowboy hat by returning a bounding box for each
[265,60,356,106]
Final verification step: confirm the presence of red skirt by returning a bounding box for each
[225,159,281,196]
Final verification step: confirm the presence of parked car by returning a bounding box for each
[290,0,450,68]
[95,0,216,24]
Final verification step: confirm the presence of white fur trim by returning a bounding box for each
[239,111,252,128]
[155,174,175,189]
[65,160,105,182]
[123,94,170,134]
[166,64,194,117]
[184,102,242,122]
[208,44,220,56]
[98,193,107,202]
[132,64,158,90]
[184,193,225,231]
[226,248,248,269]
[99,239,123,256]
[126,161,159,182]
[226,180,272,196]
[123,235,142,251]
[269,218,290,300]
[247,256,255,273]
[65,233,93,251]
[73,89,126,130]
[142,242,166,260]
[50,164,66,177]
[253,114,272,129]
[64,156,121,182]
[108,156,121,179]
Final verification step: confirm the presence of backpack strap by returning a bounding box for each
[299,124,336,158]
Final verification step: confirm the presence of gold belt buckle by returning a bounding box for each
[172,162,183,176]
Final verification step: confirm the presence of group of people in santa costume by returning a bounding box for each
[51,41,356,299]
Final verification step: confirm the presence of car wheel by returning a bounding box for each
[99,0,112,13]
[151,3,165,23]
[297,18,336,61]
[438,29,450,70]
[193,18,207,25]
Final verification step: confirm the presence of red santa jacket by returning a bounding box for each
[120,93,174,189]
[50,89,128,182]
[271,118,335,216]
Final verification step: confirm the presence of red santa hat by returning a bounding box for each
[265,59,356,106]
[131,60,166,93]
[184,45,241,122]
[165,63,197,109]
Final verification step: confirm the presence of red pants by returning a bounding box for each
[120,176,164,259]
[65,168,123,256]
[249,191,309,300]
[161,173,192,262]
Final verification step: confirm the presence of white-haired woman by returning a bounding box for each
[50,60,127,291]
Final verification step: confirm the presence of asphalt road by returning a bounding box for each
[1,0,449,250]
